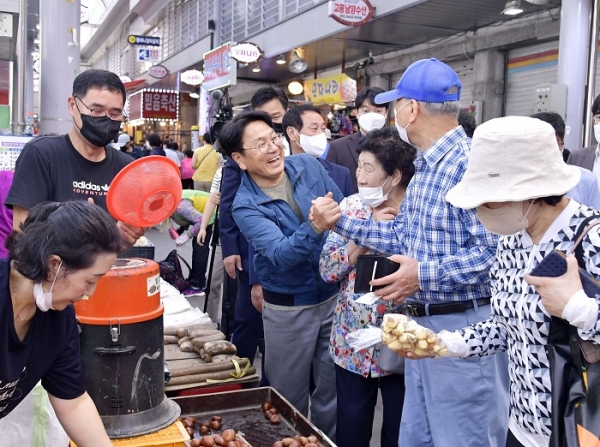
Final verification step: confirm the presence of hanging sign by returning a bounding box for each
[230,42,262,64]
[304,74,357,104]
[128,35,161,46]
[203,42,237,91]
[137,48,160,62]
[181,69,204,86]
[127,89,179,121]
[148,65,169,79]
[328,0,374,27]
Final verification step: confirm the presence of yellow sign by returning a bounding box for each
[304,74,357,104]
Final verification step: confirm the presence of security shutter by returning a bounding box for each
[448,59,475,107]
[505,40,559,116]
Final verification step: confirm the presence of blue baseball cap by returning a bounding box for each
[374,58,462,104]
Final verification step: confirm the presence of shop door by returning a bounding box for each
[505,40,559,116]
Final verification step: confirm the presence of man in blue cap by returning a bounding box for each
[311,58,509,447]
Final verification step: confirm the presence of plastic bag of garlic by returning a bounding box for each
[346,314,448,357]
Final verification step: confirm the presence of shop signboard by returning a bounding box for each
[0,135,32,170]
[142,89,179,121]
[304,74,357,105]
[328,0,374,27]
[128,35,161,46]
[148,65,169,79]
[230,42,262,64]
[137,48,160,62]
[128,91,142,121]
[203,42,237,91]
[181,69,204,86]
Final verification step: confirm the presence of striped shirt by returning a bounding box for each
[334,126,498,302]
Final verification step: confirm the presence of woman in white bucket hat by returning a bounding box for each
[411,116,600,447]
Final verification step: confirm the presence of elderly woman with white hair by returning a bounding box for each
[401,116,600,447]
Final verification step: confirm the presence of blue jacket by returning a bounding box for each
[232,154,344,306]
[317,158,354,198]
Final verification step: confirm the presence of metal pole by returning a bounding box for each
[11,0,27,134]
[585,0,600,147]
[557,0,592,151]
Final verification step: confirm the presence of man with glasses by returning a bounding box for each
[7,69,143,249]
[219,110,343,441]
[568,94,600,193]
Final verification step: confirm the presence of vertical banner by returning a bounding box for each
[198,87,212,135]
[203,43,237,91]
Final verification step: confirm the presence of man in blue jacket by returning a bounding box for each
[219,110,343,441]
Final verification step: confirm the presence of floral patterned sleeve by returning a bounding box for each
[177,199,203,236]
[320,197,353,283]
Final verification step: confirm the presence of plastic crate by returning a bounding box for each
[70,421,189,447]
[118,244,156,260]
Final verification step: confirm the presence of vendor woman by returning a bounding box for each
[0,201,120,446]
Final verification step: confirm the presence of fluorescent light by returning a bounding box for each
[502,0,523,15]
[189,92,200,99]
[252,64,261,73]
[276,55,286,65]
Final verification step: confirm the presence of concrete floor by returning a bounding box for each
[146,227,386,447]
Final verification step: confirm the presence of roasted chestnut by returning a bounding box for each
[273,442,283,447]
[200,419,211,427]
[227,442,239,447]
[211,415,223,422]
[270,414,281,425]
[264,410,273,419]
[210,420,222,430]
[222,429,236,442]
[191,439,202,447]
[201,437,216,447]
[270,407,279,415]
[298,436,308,446]
[281,438,295,447]
[262,401,273,412]
[200,425,211,435]
[289,441,300,447]
[182,419,194,428]
[307,436,318,444]
[213,435,225,446]
[305,444,318,447]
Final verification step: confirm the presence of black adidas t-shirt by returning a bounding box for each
[6,134,133,211]
[0,259,85,418]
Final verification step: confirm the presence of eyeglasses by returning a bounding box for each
[75,96,126,121]
[243,133,282,154]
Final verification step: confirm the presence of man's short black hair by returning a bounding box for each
[458,110,477,138]
[593,94,600,116]
[72,69,126,105]
[219,111,273,158]
[250,86,289,111]
[146,133,162,148]
[531,112,565,140]
[355,87,388,110]
[282,104,321,146]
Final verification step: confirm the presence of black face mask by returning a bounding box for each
[272,122,284,134]
[78,114,122,148]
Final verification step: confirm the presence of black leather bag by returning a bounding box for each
[529,215,600,446]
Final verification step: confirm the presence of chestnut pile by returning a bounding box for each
[272,435,321,447]
[180,416,249,447]
[261,400,281,425]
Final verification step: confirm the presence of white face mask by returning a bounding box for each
[358,112,386,133]
[476,201,535,236]
[299,132,328,157]
[33,261,62,312]
[394,102,412,145]
[281,138,291,157]
[358,176,391,208]
[594,124,600,143]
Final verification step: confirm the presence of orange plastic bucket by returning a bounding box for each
[75,258,162,325]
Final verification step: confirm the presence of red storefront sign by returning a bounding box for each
[142,90,178,120]
[203,42,237,91]
[328,0,374,27]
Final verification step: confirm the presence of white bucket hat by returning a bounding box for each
[446,116,581,209]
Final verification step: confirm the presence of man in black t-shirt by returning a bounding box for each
[6,69,143,249]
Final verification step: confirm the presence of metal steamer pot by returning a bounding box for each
[74,258,180,438]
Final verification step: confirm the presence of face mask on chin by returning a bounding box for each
[594,124,600,144]
[33,261,62,312]
[78,113,122,148]
[476,201,535,236]
[358,112,386,133]
[299,132,328,157]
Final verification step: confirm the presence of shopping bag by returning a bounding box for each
[158,249,191,292]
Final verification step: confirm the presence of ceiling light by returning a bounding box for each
[289,50,308,74]
[189,92,200,99]
[524,0,548,4]
[276,55,286,65]
[252,64,261,73]
[502,0,523,15]
[288,81,304,95]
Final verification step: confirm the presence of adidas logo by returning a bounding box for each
[72,181,110,192]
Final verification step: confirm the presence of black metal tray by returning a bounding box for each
[172,387,335,447]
